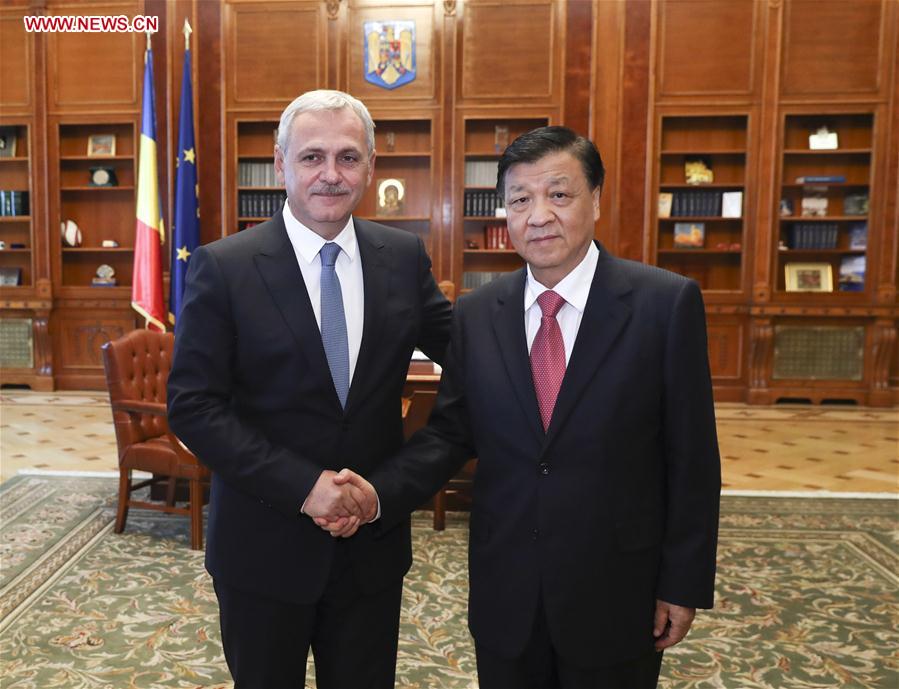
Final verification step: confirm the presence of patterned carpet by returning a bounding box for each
[0,476,896,689]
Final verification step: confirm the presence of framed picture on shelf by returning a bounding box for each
[376,178,405,216]
[87,134,116,157]
[0,127,17,157]
[785,262,833,292]
[684,157,713,185]
[673,222,705,248]
[0,267,22,286]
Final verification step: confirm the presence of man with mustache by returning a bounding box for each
[167,89,452,689]
[325,126,721,688]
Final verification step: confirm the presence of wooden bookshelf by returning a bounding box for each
[653,115,749,293]
[0,124,32,287]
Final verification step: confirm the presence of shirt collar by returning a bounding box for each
[525,241,599,313]
[281,202,358,265]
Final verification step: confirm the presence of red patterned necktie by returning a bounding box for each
[530,290,567,432]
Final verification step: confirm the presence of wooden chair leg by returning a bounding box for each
[115,468,130,534]
[433,487,446,531]
[165,476,177,507]
[189,478,203,550]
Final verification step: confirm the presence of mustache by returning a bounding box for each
[311,184,350,196]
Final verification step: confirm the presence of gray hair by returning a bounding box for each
[276,90,376,155]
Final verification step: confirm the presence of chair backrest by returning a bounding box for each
[402,389,438,440]
[102,330,174,454]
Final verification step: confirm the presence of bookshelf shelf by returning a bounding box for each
[62,247,134,253]
[60,186,135,192]
[0,216,31,222]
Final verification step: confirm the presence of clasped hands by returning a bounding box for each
[303,469,378,537]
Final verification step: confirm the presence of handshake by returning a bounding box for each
[303,468,380,538]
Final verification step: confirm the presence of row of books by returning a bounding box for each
[462,271,504,290]
[464,190,504,217]
[658,191,742,218]
[787,223,839,250]
[464,160,499,187]
[784,222,867,250]
[0,191,28,217]
[238,191,286,218]
[483,224,511,250]
[238,162,277,188]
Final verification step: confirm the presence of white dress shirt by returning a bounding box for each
[524,242,599,362]
[281,204,365,383]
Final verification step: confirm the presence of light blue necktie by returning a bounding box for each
[319,242,350,408]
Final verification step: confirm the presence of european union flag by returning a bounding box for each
[169,46,199,326]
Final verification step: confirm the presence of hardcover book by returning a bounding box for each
[838,256,865,292]
[848,223,867,250]
[658,192,673,218]
[721,191,743,218]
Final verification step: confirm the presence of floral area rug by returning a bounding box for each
[0,476,896,688]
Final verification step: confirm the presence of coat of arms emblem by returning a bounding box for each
[363,20,416,90]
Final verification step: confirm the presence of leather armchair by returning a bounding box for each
[101,329,210,549]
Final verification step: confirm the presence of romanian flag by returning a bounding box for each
[132,44,166,332]
[169,44,199,326]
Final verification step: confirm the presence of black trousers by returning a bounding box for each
[213,547,403,689]
[475,598,663,689]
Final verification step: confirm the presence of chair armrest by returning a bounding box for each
[112,399,167,416]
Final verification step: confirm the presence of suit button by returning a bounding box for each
[538,462,550,475]
[532,528,539,540]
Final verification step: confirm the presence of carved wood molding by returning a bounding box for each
[326,0,340,21]
[33,314,52,377]
[871,320,897,391]
[444,0,457,16]
[749,305,896,318]
[749,319,774,389]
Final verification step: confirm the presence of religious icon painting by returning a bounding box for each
[364,20,416,90]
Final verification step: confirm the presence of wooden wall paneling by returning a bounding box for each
[591,0,624,252]
[562,0,592,137]
[328,0,344,89]
[437,0,457,285]
[50,305,136,389]
[223,0,327,110]
[657,0,760,101]
[197,0,222,244]
[0,7,33,114]
[615,0,651,262]
[457,0,562,106]
[751,0,783,306]
[45,1,143,113]
[706,312,747,401]
[345,0,438,105]
[781,0,887,100]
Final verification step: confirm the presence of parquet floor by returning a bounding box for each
[0,391,897,493]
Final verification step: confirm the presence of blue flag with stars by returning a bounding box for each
[169,46,199,326]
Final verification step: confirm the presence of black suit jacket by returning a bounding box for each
[167,213,452,603]
[370,245,721,665]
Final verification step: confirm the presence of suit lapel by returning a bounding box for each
[542,247,633,448]
[492,269,544,444]
[344,220,388,415]
[253,216,342,412]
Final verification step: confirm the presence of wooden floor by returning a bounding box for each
[1,391,897,493]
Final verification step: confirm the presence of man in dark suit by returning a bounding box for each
[327,126,721,688]
[166,89,452,689]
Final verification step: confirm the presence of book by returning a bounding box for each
[684,158,713,185]
[843,193,869,216]
[721,191,743,218]
[838,256,865,291]
[673,222,705,248]
[800,195,828,217]
[848,223,867,250]
[794,175,846,184]
[658,192,673,218]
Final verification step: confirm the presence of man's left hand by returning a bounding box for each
[653,599,695,650]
